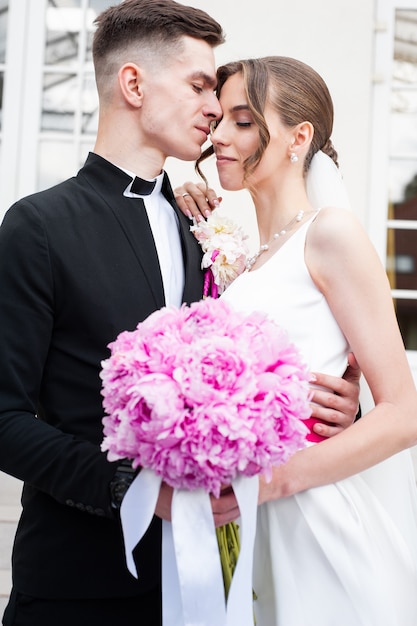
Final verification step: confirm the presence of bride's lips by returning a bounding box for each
[216,154,236,165]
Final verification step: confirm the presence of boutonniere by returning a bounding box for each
[190,210,249,297]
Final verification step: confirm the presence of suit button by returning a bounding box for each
[66,499,75,507]
[75,502,86,512]
[94,508,105,517]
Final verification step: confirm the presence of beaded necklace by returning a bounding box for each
[246,210,305,269]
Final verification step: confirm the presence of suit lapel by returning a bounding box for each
[162,174,205,304]
[78,153,204,309]
[79,153,165,310]
[109,195,166,309]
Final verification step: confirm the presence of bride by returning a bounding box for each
[176,56,417,625]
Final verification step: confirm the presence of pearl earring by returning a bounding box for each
[290,152,298,163]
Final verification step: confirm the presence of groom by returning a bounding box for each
[0,1,359,625]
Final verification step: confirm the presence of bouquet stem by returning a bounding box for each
[216,521,240,600]
[216,521,258,626]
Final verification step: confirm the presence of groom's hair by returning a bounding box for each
[93,0,225,94]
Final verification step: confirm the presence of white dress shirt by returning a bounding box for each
[123,171,185,308]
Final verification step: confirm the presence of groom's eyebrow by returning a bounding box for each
[189,70,218,89]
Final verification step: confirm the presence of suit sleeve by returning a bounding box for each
[0,200,117,518]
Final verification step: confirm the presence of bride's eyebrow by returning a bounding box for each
[230,104,250,112]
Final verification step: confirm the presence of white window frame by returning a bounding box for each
[370,0,417,368]
[0,0,102,218]
[0,0,47,215]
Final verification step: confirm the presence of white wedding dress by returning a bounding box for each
[221,213,417,626]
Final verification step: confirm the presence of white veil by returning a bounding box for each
[306,149,351,210]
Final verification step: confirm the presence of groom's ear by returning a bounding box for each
[118,62,144,108]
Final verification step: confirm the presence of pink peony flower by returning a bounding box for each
[101,298,310,497]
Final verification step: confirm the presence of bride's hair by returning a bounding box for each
[196,56,338,184]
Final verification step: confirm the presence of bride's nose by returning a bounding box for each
[211,121,228,146]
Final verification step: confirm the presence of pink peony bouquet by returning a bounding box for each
[190,210,249,298]
[100,297,310,497]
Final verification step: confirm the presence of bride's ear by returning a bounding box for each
[290,121,314,154]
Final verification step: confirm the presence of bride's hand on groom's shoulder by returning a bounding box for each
[174,181,222,221]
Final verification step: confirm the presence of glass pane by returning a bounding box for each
[394,10,417,73]
[41,1,111,134]
[392,60,417,89]
[80,140,95,166]
[387,224,417,348]
[387,225,417,291]
[390,92,417,154]
[45,0,107,66]
[0,70,3,132]
[393,298,417,351]
[389,159,417,205]
[387,8,417,351]
[45,0,81,67]
[0,1,8,64]
[41,73,76,132]
[86,1,106,63]
[0,1,7,133]
[81,74,98,134]
[85,28,93,64]
[89,0,112,16]
[38,140,76,190]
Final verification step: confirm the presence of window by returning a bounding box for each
[0,1,9,140]
[39,0,110,189]
[370,2,417,354]
[388,9,417,350]
[0,0,113,212]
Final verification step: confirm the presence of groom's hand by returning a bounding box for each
[309,353,361,438]
[210,486,240,527]
[155,481,174,521]
[155,482,241,527]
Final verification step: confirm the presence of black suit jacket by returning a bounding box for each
[0,153,204,598]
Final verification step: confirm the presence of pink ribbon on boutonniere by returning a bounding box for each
[203,251,220,299]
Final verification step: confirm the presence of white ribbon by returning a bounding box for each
[120,469,259,626]
[120,468,162,578]
[226,476,259,625]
